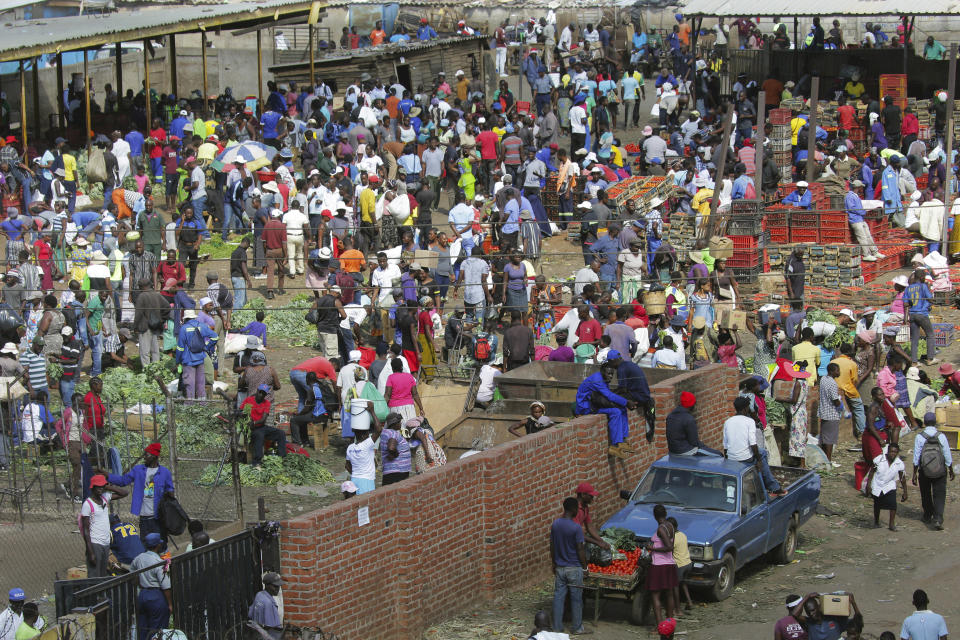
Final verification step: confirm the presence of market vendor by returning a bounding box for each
[781,181,812,209]
[938,362,960,398]
[574,362,637,459]
[573,481,610,550]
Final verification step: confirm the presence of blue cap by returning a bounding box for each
[492,102,502,111]
[144,532,163,547]
[606,349,622,361]
[750,374,770,392]
[8,588,24,601]
[257,383,272,393]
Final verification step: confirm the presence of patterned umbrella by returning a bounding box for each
[215,141,277,165]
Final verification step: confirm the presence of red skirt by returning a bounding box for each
[645,563,679,591]
[403,348,420,373]
[862,429,887,463]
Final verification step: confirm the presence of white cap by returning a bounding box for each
[308,169,320,177]
[318,247,332,259]
[577,201,592,209]
[183,309,198,319]
[0,342,16,355]
[796,181,809,188]
[270,208,283,217]
[836,145,847,153]
[61,326,73,337]
[838,308,855,320]
[349,350,362,362]
[891,274,909,287]
[261,181,279,193]
[198,296,213,307]
[179,109,188,116]
[456,69,464,76]
[911,191,923,202]
[478,117,486,124]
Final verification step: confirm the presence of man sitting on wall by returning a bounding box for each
[575,359,638,460]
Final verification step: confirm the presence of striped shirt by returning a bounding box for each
[128,251,158,289]
[19,350,47,391]
[60,338,83,378]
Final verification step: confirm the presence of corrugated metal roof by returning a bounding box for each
[0,0,319,62]
[682,0,960,17]
[269,34,487,70]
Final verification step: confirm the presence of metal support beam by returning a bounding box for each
[31,58,39,144]
[201,30,209,115]
[941,44,957,250]
[309,24,316,89]
[143,40,151,130]
[257,30,264,113]
[18,60,26,150]
[169,34,178,98]
[83,49,91,152]
[56,52,64,130]
[806,76,819,184]
[115,42,123,100]
[754,90,766,195]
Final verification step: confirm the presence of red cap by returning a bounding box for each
[321,209,333,219]
[168,135,180,141]
[549,143,559,150]
[420,17,427,23]
[89,474,107,488]
[575,482,598,496]
[144,442,162,456]
[680,391,696,408]
[368,175,380,183]
[4,136,16,144]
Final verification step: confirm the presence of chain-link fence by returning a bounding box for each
[0,387,242,598]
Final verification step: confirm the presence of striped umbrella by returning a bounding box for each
[215,141,277,166]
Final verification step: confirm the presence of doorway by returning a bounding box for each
[395,63,411,89]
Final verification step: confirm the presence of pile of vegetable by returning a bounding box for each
[601,527,639,551]
[76,356,179,406]
[805,309,853,350]
[201,235,253,260]
[232,295,317,347]
[171,403,231,454]
[198,453,335,487]
[588,548,644,576]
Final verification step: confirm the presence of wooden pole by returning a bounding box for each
[115,42,123,101]
[56,52,64,129]
[143,41,151,130]
[690,17,701,111]
[754,90,766,194]
[257,30,264,114]
[169,34,178,98]
[805,76,819,184]
[18,60,26,150]
[940,43,957,249]
[705,105,736,239]
[201,30,209,116]
[31,57,39,140]
[793,17,799,79]
[83,49,91,153]
[309,24,316,90]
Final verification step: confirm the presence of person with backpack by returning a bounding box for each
[176,308,219,400]
[80,474,129,578]
[912,411,954,530]
[133,277,170,366]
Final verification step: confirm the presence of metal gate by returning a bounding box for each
[54,527,275,640]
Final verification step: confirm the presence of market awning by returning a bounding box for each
[681,0,960,17]
[0,0,324,62]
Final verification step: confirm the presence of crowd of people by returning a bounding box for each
[1,8,960,640]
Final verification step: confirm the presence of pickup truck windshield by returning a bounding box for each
[632,467,738,512]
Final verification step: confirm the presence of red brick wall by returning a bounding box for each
[279,365,739,638]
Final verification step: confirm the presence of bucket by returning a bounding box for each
[854,460,869,491]
[643,290,666,315]
[349,399,372,432]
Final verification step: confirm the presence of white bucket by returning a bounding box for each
[349,399,371,432]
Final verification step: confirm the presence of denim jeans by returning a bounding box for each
[59,377,76,409]
[232,276,247,310]
[552,566,584,633]
[221,202,235,240]
[750,449,781,493]
[21,175,32,214]
[64,180,77,213]
[289,369,310,412]
[191,197,211,238]
[848,397,866,435]
[250,426,287,465]
[89,332,103,376]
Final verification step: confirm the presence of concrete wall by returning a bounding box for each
[277,363,740,639]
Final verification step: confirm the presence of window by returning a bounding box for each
[741,470,763,515]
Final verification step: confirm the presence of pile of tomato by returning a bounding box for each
[623,143,641,154]
[588,548,644,576]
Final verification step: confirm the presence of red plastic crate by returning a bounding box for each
[820,228,851,243]
[729,234,762,250]
[770,108,791,125]
[917,175,929,189]
[727,250,762,268]
[769,228,789,244]
[792,213,820,227]
[791,228,819,243]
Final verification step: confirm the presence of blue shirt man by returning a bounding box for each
[881,162,902,215]
[590,228,620,283]
[398,98,414,116]
[169,115,188,140]
[109,516,145,564]
[260,110,282,140]
[125,130,144,157]
[782,185,813,209]
[416,23,438,40]
[632,31,648,54]
[175,316,219,366]
[0,217,25,242]
[901,589,949,640]
[844,190,867,224]
[503,195,532,235]
[389,33,410,43]
[904,280,933,316]
[731,174,754,200]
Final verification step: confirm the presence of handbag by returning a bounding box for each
[772,379,797,403]
[304,308,318,325]
[0,376,28,402]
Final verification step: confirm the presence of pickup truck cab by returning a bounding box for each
[602,455,821,600]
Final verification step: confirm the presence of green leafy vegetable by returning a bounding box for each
[804,309,853,350]
[233,296,317,347]
[47,362,63,381]
[199,453,335,487]
[600,526,639,551]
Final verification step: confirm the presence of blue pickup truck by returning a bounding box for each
[603,455,821,601]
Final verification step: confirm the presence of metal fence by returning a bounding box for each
[0,388,243,597]
[54,525,275,640]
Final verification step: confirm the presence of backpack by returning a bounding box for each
[186,322,208,355]
[214,283,233,309]
[158,494,190,535]
[920,431,947,479]
[474,335,492,362]
[62,303,80,333]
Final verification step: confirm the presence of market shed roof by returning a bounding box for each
[0,0,319,62]
[681,0,960,17]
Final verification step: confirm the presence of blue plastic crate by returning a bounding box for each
[933,323,955,348]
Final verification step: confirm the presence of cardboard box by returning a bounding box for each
[720,309,747,330]
[66,566,87,580]
[820,594,850,617]
[937,405,960,427]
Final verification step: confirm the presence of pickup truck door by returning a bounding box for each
[735,469,770,565]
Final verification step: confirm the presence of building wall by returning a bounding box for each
[278,364,740,640]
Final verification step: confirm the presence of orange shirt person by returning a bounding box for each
[370,22,387,46]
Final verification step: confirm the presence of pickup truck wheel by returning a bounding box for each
[709,553,736,601]
[775,518,798,565]
[630,589,648,625]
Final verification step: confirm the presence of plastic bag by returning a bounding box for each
[588,543,612,567]
[86,148,107,183]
